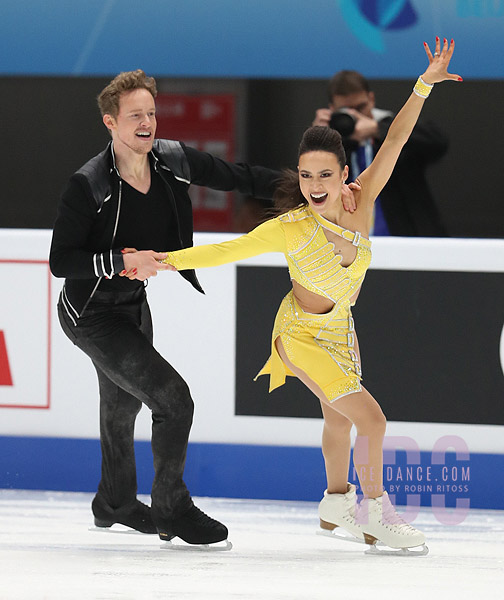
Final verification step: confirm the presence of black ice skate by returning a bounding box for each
[157,505,232,551]
[91,495,157,534]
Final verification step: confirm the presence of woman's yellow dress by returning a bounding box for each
[164,205,372,402]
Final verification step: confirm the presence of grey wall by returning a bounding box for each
[2,76,503,237]
[2,77,111,228]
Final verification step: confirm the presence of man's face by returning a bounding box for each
[103,88,157,154]
[330,90,375,119]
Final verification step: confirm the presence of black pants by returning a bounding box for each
[58,288,194,521]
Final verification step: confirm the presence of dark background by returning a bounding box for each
[2,76,503,238]
[235,265,504,425]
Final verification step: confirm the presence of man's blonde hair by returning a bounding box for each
[97,69,157,118]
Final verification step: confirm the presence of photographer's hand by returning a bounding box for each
[312,108,332,127]
[348,110,379,142]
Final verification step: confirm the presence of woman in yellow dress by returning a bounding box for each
[156,38,460,552]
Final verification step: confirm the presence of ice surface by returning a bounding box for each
[0,490,503,599]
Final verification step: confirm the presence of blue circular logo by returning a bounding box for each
[340,0,418,52]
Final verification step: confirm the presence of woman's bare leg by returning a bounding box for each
[330,387,386,498]
[320,403,353,494]
[274,338,352,493]
[275,337,386,499]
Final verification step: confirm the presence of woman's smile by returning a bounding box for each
[299,151,348,217]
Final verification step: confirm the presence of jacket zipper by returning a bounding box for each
[80,178,123,317]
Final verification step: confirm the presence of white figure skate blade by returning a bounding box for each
[317,529,429,556]
[316,528,366,545]
[89,526,232,550]
[88,525,152,535]
[364,543,429,557]
[161,539,233,552]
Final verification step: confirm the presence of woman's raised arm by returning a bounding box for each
[357,37,461,206]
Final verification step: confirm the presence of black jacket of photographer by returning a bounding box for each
[50,139,280,319]
[341,112,448,236]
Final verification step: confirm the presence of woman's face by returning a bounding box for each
[298,151,348,218]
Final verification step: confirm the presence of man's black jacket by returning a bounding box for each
[50,140,280,319]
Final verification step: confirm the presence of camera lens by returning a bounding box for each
[329,111,356,137]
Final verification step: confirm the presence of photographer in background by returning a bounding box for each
[313,70,448,236]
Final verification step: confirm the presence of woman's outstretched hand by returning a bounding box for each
[422,37,462,85]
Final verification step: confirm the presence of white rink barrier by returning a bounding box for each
[1,229,503,510]
[1,229,503,451]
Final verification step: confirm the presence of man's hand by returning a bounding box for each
[341,181,361,213]
[312,108,332,127]
[120,249,171,280]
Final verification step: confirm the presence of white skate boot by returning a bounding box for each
[358,491,428,556]
[318,483,364,541]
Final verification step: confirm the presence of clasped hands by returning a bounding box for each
[119,248,175,281]
[119,181,360,280]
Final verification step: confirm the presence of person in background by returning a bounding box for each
[312,63,448,236]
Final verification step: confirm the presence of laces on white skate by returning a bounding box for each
[380,496,420,532]
[359,492,429,556]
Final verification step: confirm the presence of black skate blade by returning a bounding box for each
[161,539,233,552]
[364,543,429,557]
[88,525,151,535]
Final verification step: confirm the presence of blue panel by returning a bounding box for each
[0,436,102,491]
[0,0,503,77]
[184,443,327,502]
[0,436,502,513]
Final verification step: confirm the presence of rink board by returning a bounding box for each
[0,229,503,510]
[0,435,502,514]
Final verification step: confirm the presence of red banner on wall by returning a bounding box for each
[155,94,236,232]
[0,331,13,386]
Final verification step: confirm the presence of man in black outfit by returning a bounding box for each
[50,70,281,545]
[313,70,448,236]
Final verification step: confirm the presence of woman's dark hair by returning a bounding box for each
[274,126,346,214]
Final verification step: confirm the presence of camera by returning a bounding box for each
[329,109,356,137]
